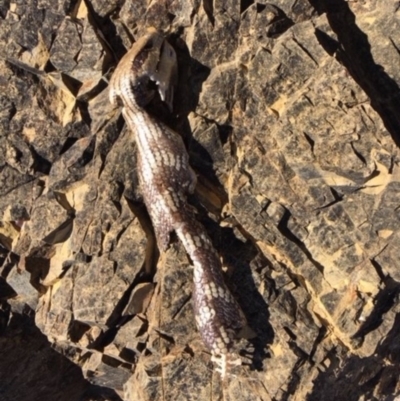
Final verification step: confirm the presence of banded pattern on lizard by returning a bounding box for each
[109,29,246,377]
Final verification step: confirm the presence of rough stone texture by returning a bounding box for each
[1,0,400,400]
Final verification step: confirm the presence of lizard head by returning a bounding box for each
[109,29,178,112]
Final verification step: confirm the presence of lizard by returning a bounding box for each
[109,28,247,377]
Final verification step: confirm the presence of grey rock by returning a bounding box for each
[1,0,400,400]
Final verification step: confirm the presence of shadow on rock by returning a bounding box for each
[310,0,400,147]
[307,297,400,400]
[0,309,122,401]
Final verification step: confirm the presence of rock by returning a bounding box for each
[1,0,400,400]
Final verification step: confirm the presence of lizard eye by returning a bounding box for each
[132,75,156,107]
[146,79,158,93]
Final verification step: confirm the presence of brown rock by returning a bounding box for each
[1,0,400,400]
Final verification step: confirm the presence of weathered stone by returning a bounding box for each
[83,352,131,392]
[1,0,400,400]
[6,266,38,310]
[123,283,155,316]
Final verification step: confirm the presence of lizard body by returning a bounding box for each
[109,29,246,377]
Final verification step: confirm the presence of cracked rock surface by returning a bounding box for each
[1,1,400,400]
